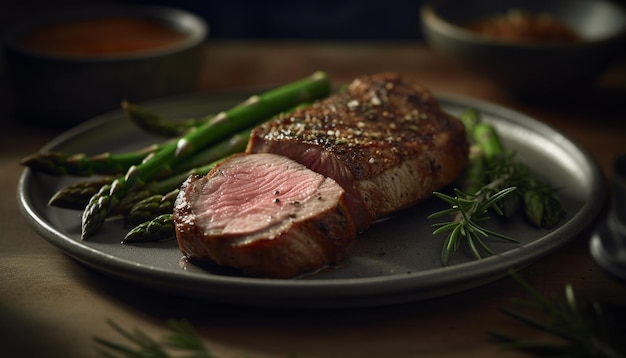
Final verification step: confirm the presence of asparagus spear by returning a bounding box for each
[461,145,486,195]
[459,108,481,134]
[48,176,115,210]
[122,101,208,137]
[473,122,505,163]
[82,71,331,239]
[126,190,178,227]
[20,144,161,176]
[517,163,566,228]
[123,98,315,138]
[458,109,485,194]
[153,127,251,180]
[123,214,175,244]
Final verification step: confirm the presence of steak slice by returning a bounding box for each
[247,72,469,232]
[173,153,356,278]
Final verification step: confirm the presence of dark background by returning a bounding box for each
[4,0,626,41]
[128,0,427,40]
[0,0,429,41]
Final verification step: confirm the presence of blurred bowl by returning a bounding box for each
[3,5,208,127]
[420,0,626,100]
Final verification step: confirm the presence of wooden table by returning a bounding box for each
[2,41,625,358]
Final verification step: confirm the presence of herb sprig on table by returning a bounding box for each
[491,272,626,358]
[93,275,626,358]
[429,109,565,265]
[94,319,215,358]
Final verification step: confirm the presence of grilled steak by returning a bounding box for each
[174,72,469,278]
[248,72,469,232]
[173,153,356,278]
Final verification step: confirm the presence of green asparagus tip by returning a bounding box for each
[312,71,329,81]
[460,108,481,133]
[123,214,175,244]
[81,184,112,239]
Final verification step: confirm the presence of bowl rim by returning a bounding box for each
[420,0,626,49]
[2,4,208,62]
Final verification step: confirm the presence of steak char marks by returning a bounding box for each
[248,72,469,232]
[174,73,469,278]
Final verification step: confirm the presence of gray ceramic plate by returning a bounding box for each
[18,91,606,308]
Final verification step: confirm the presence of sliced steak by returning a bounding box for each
[173,153,356,278]
[247,72,469,232]
[174,73,469,278]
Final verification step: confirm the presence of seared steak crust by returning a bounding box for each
[247,73,469,232]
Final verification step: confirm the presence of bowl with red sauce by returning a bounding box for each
[420,0,626,100]
[3,5,208,126]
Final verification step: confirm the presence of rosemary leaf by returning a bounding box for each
[493,273,626,358]
[94,319,214,358]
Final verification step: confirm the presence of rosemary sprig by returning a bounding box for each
[429,109,565,265]
[93,319,215,358]
[429,185,519,265]
[491,272,626,358]
[92,276,626,358]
